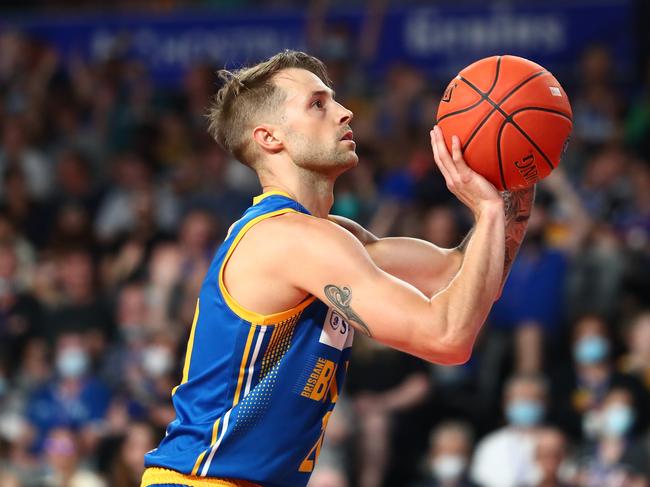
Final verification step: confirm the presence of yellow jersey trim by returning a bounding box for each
[233,326,257,406]
[218,208,316,325]
[191,450,207,476]
[141,467,259,487]
[173,299,201,396]
[252,190,293,205]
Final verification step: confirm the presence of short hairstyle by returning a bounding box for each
[206,50,332,168]
[429,421,474,449]
[504,372,549,398]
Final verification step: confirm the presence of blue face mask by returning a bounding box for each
[56,348,89,379]
[602,405,634,437]
[574,335,609,364]
[506,400,544,427]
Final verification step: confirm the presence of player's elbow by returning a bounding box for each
[435,342,473,366]
[422,330,473,365]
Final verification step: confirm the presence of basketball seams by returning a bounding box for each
[457,69,560,174]
[458,57,504,151]
[486,56,502,95]
[506,119,555,171]
[436,56,501,124]
[508,106,573,123]
[456,70,548,152]
[496,121,509,191]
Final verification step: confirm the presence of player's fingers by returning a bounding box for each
[433,126,457,179]
[449,135,475,183]
[431,129,452,182]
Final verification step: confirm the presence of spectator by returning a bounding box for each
[619,310,650,393]
[573,387,650,485]
[39,427,106,487]
[470,373,548,487]
[413,421,477,487]
[109,421,156,487]
[532,427,572,487]
[26,332,112,452]
[549,315,649,440]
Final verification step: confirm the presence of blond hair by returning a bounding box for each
[206,50,331,168]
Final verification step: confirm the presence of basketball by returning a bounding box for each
[436,55,573,191]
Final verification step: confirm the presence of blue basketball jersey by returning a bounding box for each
[143,191,354,487]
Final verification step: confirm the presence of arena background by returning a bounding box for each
[0,0,648,486]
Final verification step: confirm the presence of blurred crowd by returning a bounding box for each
[0,6,648,487]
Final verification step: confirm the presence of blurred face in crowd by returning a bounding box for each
[117,284,148,342]
[180,211,216,254]
[120,422,155,478]
[2,120,27,156]
[55,333,89,380]
[504,376,546,428]
[57,152,90,197]
[267,68,357,175]
[534,428,567,484]
[58,250,94,301]
[572,316,610,366]
[44,428,78,475]
[626,312,650,359]
[598,388,635,438]
[0,244,17,280]
[141,336,176,379]
[428,424,471,483]
[422,206,459,248]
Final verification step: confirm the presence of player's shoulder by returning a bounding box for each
[249,211,361,256]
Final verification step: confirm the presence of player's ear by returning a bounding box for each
[252,125,283,154]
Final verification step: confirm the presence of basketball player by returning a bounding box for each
[141,50,534,487]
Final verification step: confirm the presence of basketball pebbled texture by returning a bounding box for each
[436,55,573,191]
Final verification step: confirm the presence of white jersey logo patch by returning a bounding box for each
[319,308,354,351]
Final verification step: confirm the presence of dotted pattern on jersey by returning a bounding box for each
[231,312,301,435]
[292,354,320,396]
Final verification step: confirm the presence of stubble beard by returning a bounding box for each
[292,137,358,175]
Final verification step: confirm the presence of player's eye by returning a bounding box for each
[311,99,324,109]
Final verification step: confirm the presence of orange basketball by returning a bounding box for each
[436,55,572,191]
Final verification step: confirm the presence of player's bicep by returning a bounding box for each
[278,215,448,360]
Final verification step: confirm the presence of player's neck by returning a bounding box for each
[260,172,335,218]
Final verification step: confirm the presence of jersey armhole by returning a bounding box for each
[218,208,316,325]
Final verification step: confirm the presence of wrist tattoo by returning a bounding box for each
[501,186,535,283]
[324,284,372,337]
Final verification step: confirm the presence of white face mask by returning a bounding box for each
[56,348,89,378]
[142,345,173,377]
[431,454,466,482]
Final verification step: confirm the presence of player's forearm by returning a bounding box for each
[500,186,535,290]
[432,201,505,361]
[365,237,462,295]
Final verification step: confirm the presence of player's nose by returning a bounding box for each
[338,104,353,125]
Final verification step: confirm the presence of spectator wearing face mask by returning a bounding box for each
[573,387,650,485]
[470,373,548,487]
[412,421,477,487]
[549,315,649,440]
[26,332,112,452]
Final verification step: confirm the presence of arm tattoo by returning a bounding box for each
[324,284,372,337]
[501,186,535,284]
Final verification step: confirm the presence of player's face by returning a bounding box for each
[274,68,357,174]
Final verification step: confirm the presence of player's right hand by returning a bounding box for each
[431,125,502,217]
